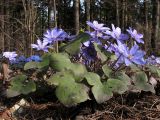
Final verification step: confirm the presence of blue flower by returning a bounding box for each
[88,31,110,39]
[81,41,97,63]
[3,51,17,61]
[104,42,117,53]
[156,57,160,64]
[43,28,68,44]
[126,27,144,44]
[86,31,110,45]
[146,55,156,65]
[114,41,146,66]
[26,55,42,62]
[86,20,110,32]
[17,55,27,62]
[10,55,27,64]
[109,24,128,42]
[146,55,160,65]
[31,39,50,52]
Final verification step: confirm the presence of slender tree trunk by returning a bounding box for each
[144,0,149,51]
[53,0,57,27]
[151,0,160,53]
[74,0,80,35]
[48,0,51,28]
[4,0,11,51]
[0,0,5,51]
[86,0,90,31]
[155,0,160,52]
[125,0,128,28]
[116,0,120,26]
[121,0,125,30]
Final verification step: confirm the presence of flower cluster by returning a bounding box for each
[146,55,160,65]
[4,20,159,69]
[81,41,97,64]
[3,52,17,61]
[2,53,42,65]
[114,41,146,66]
[82,20,146,67]
[31,28,68,52]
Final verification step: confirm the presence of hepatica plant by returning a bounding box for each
[4,21,160,106]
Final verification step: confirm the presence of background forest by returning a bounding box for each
[0,0,160,56]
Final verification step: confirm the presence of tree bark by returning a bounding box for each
[48,0,51,28]
[0,0,5,51]
[4,0,11,51]
[74,0,80,35]
[86,0,91,31]
[121,0,125,31]
[53,0,57,27]
[144,0,149,51]
[151,0,160,53]
[116,0,120,26]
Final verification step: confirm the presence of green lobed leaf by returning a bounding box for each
[50,52,72,71]
[104,78,128,94]
[60,33,90,55]
[94,43,108,62]
[69,63,87,82]
[84,72,101,86]
[24,61,39,70]
[130,65,141,72]
[132,72,155,93]
[114,72,131,85]
[37,59,50,69]
[102,64,112,77]
[7,75,36,97]
[92,84,113,103]
[84,72,114,103]
[47,71,75,86]
[147,65,160,77]
[56,80,89,106]
[47,70,89,106]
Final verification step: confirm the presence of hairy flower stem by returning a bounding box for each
[105,39,114,51]
[105,42,112,51]
[111,54,122,69]
[111,39,134,69]
[56,41,59,53]
[113,63,124,74]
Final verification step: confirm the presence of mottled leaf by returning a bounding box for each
[84,72,101,86]
[7,75,36,97]
[94,43,108,62]
[50,53,72,71]
[114,72,131,85]
[147,65,160,77]
[132,72,155,93]
[24,61,39,70]
[102,64,112,77]
[60,33,90,55]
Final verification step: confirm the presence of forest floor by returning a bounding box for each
[1,83,160,120]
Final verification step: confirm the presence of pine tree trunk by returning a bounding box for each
[4,0,11,51]
[144,0,149,51]
[121,0,125,30]
[155,0,160,52]
[151,0,160,53]
[0,0,5,51]
[48,0,51,28]
[86,0,91,31]
[53,0,57,27]
[116,0,120,26]
[125,0,128,28]
[74,0,80,35]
